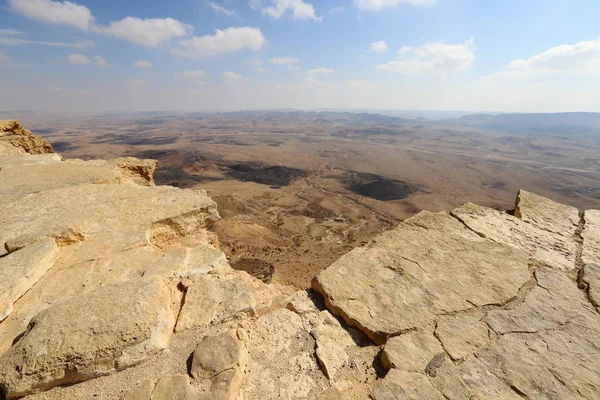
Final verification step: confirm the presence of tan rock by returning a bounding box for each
[191,331,248,379]
[242,309,328,399]
[381,330,443,372]
[175,274,256,332]
[435,313,490,361]
[123,378,156,400]
[0,238,59,321]
[514,189,580,236]
[0,183,219,257]
[0,278,175,398]
[311,311,355,380]
[0,120,54,155]
[581,209,600,307]
[452,202,578,271]
[371,370,445,400]
[149,375,201,400]
[209,368,243,400]
[314,211,531,343]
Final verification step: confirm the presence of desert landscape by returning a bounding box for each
[11,110,600,288]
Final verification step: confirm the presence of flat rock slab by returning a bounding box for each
[452,202,578,271]
[0,238,59,321]
[314,211,531,343]
[191,331,247,379]
[175,274,256,332]
[514,189,580,236]
[581,209,600,308]
[0,278,175,398]
[0,183,219,256]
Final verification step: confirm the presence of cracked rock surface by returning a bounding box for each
[315,190,600,399]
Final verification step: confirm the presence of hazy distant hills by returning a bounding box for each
[450,112,600,136]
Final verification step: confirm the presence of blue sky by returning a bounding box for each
[1,0,599,112]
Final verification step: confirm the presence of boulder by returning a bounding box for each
[0,278,176,398]
[191,331,248,379]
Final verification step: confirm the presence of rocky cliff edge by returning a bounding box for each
[0,122,598,399]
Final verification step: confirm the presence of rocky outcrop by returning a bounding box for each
[0,278,175,398]
[314,190,600,400]
[0,120,53,155]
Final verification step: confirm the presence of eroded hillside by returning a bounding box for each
[0,121,598,399]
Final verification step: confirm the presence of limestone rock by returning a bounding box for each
[311,311,355,380]
[314,211,531,343]
[581,209,600,307]
[108,157,157,186]
[209,368,243,400]
[242,309,328,399]
[435,313,490,361]
[191,331,248,379]
[124,375,201,400]
[0,238,59,321]
[123,378,156,400]
[0,278,175,398]
[0,183,219,257]
[371,370,445,400]
[175,274,256,332]
[0,120,54,155]
[452,202,578,271]
[381,331,443,372]
[514,189,580,236]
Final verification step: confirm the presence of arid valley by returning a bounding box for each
[14,110,600,288]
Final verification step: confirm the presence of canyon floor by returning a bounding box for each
[19,110,600,288]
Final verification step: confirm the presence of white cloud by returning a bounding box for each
[252,0,323,21]
[172,27,265,59]
[68,53,91,65]
[134,60,153,68]
[97,17,192,47]
[222,71,242,81]
[126,79,149,87]
[8,1,192,48]
[355,0,436,11]
[0,29,25,36]
[9,0,94,29]
[207,1,238,17]
[370,41,388,54]
[68,54,107,66]
[377,37,475,76]
[306,67,335,75]
[0,35,94,48]
[303,77,317,84]
[93,55,107,67]
[269,57,300,67]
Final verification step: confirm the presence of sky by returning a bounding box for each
[1,0,599,112]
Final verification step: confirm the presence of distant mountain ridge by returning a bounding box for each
[450,112,600,135]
